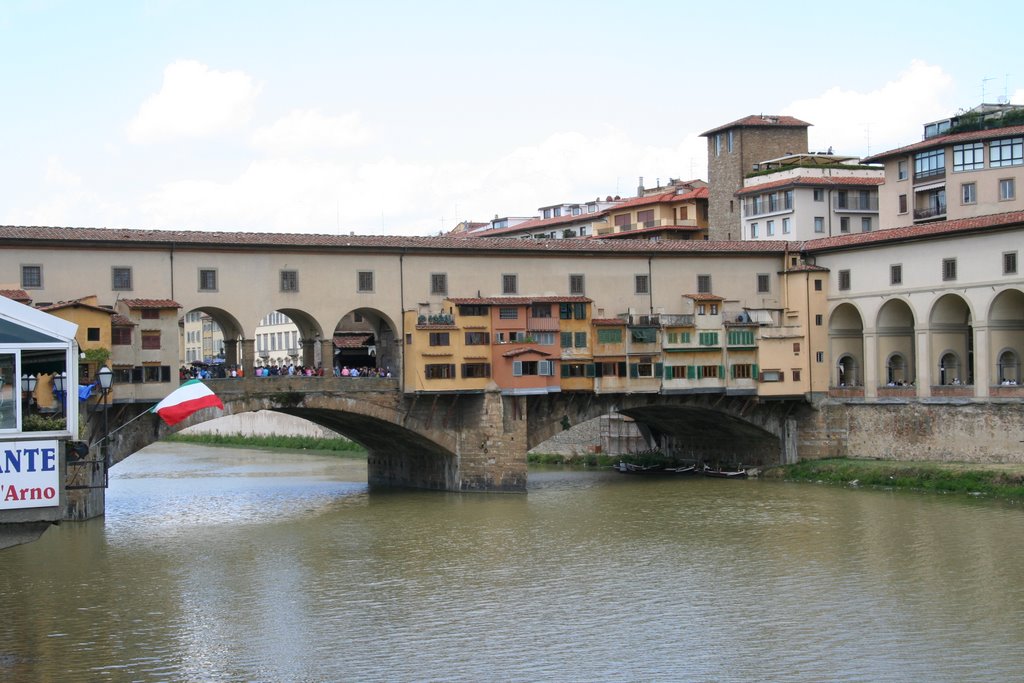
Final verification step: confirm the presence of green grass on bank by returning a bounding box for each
[165,432,366,455]
[767,458,1024,500]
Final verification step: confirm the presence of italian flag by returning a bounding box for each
[151,380,225,426]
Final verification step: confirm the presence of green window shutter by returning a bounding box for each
[560,332,572,348]
[629,363,639,378]
[730,364,736,378]
[561,363,569,378]
[687,365,696,379]
[753,363,759,379]
[719,364,725,378]
[575,331,586,348]
[617,361,627,377]
[559,303,570,319]
[683,332,691,343]
[585,363,595,378]
[655,362,663,378]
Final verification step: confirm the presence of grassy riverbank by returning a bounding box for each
[165,433,366,456]
[766,458,1024,500]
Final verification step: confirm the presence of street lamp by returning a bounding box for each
[52,371,67,415]
[97,366,113,471]
[21,373,37,415]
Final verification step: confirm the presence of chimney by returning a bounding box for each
[637,176,644,196]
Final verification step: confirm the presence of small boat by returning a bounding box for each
[613,462,698,476]
[701,465,749,479]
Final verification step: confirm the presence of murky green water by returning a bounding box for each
[1,443,1023,682]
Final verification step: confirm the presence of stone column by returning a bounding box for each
[240,338,256,373]
[973,324,990,397]
[320,339,336,373]
[915,327,932,397]
[223,339,238,366]
[301,339,316,367]
[862,331,878,399]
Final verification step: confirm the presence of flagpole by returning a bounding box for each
[88,407,154,448]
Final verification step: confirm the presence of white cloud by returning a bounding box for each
[44,156,82,187]
[251,109,371,155]
[783,60,956,157]
[126,60,262,143]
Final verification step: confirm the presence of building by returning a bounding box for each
[702,115,811,240]
[736,154,884,241]
[592,182,709,241]
[863,107,1024,229]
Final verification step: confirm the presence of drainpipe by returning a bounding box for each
[169,243,175,300]
[647,255,654,314]
[827,189,834,237]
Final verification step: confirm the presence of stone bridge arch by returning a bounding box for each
[527,392,811,467]
[101,379,527,493]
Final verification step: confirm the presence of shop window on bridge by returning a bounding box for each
[561,363,587,378]
[698,331,718,346]
[428,332,450,346]
[143,365,172,383]
[759,369,782,382]
[113,367,132,384]
[532,332,555,345]
[461,363,490,379]
[464,332,489,345]
[728,330,754,346]
[532,303,553,318]
[595,361,627,377]
[141,331,161,349]
[559,302,586,320]
[512,360,553,376]
[424,364,456,379]
[597,328,622,344]
[697,365,721,379]
[574,332,587,348]
[631,328,657,344]
[665,365,687,379]
[458,305,487,317]
[499,307,518,320]
[630,362,660,378]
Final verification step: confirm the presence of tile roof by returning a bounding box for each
[39,299,116,314]
[0,289,32,304]
[0,225,795,255]
[701,115,812,137]
[448,296,592,306]
[803,210,1024,252]
[862,124,1024,163]
[120,298,181,309]
[735,175,884,197]
[333,334,373,348]
[591,225,704,240]
[785,264,830,273]
[607,189,706,211]
[501,346,553,358]
[684,293,725,301]
[592,318,625,326]
[111,314,136,326]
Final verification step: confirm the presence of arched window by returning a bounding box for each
[886,353,908,386]
[997,350,1019,384]
[837,354,859,387]
[939,352,960,385]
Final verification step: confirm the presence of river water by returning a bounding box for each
[1,443,1023,682]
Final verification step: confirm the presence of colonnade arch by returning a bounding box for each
[988,288,1024,386]
[876,299,916,387]
[929,294,973,386]
[829,303,864,387]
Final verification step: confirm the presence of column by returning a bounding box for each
[320,339,336,373]
[973,324,990,398]
[862,331,878,399]
[240,338,256,373]
[915,328,932,398]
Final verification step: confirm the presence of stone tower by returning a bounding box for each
[701,115,811,240]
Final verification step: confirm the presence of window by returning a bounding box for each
[759,369,782,382]
[357,271,374,292]
[861,217,871,232]
[277,270,298,292]
[898,194,908,214]
[430,273,448,295]
[768,194,778,212]
[836,190,848,209]
[792,369,802,382]
[561,363,587,378]
[666,365,687,379]
[634,274,649,295]
[962,182,977,205]
[634,363,655,378]
[813,188,824,202]
[462,363,490,378]
[814,279,822,291]
[560,331,572,348]
[614,214,630,228]
[597,328,622,344]
[733,364,753,379]
[814,217,824,233]
[697,274,711,294]
[766,220,775,236]
[697,365,719,379]
[429,332,450,346]
[840,217,850,233]
[714,133,722,157]
[512,360,552,376]
[142,331,161,350]
[793,342,801,354]
[890,264,903,285]
[574,332,587,348]
[569,274,585,295]
[698,331,718,346]
[990,137,1023,167]
[502,273,518,294]
[914,149,945,179]
[87,327,100,341]
[756,273,770,294]
[112,267,132,291]
[728,330,754,345]
[141,309,159,320]
[637,209,654,227]
[815,314,823,325]
[782,217,791,234]
[21,265,42,289]
[532,303,552,318]
[710,303,719,315]
[999,178,1016,201]
[697,304,706,315]
[750,222,759,238]
[897,160,908,180]
[727,129,734,153]
[112,327,132,345]
[838,270,851,291]
[816,351,824,363]
[532,332,555,345]
[498,307,518,320]
[942,258,957,281]
[1004,251,1018,275]
[558,302,586,320]
[464,331,487,348]
[424,364,456,379]
[666,331,690,344]
[631,328,657,344]
[953,142,985,171]
[459,305,487,316]
[199,268,217,291]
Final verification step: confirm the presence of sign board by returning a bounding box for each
[0,440,60,509]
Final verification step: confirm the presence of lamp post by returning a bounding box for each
[20,373,37,416]
[97,366,113,472]
[52,371,67,416]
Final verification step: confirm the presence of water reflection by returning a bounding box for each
[0,444,1022,681]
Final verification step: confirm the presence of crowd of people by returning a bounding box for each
[180,363,393,379]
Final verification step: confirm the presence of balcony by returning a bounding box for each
[526,317,559,332]
[833,196,878,212]
[913,203,947,221]
[742,200,794,218]
[914,167,945,183]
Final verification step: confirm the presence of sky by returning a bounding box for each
[1,0,1022,237]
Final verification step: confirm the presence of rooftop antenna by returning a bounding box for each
[982,76,996,103]
[863,123,871,156]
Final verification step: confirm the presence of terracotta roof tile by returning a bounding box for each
[862,124,1024,163]
[333,334,373,348]
[0,289,31,304]
[591,318,625,326]
[804,210,1024,252]
[684,293,725,301]
[592,225,704,240]
[120,298,181,309]
[785,264,829,273]
[736,175,884,197]
[111,314,136,326]
[461,210,612,237]
[39,299,115,314]
[702,115,812,137]
[447,296,592,305]
[501,346,553,358]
